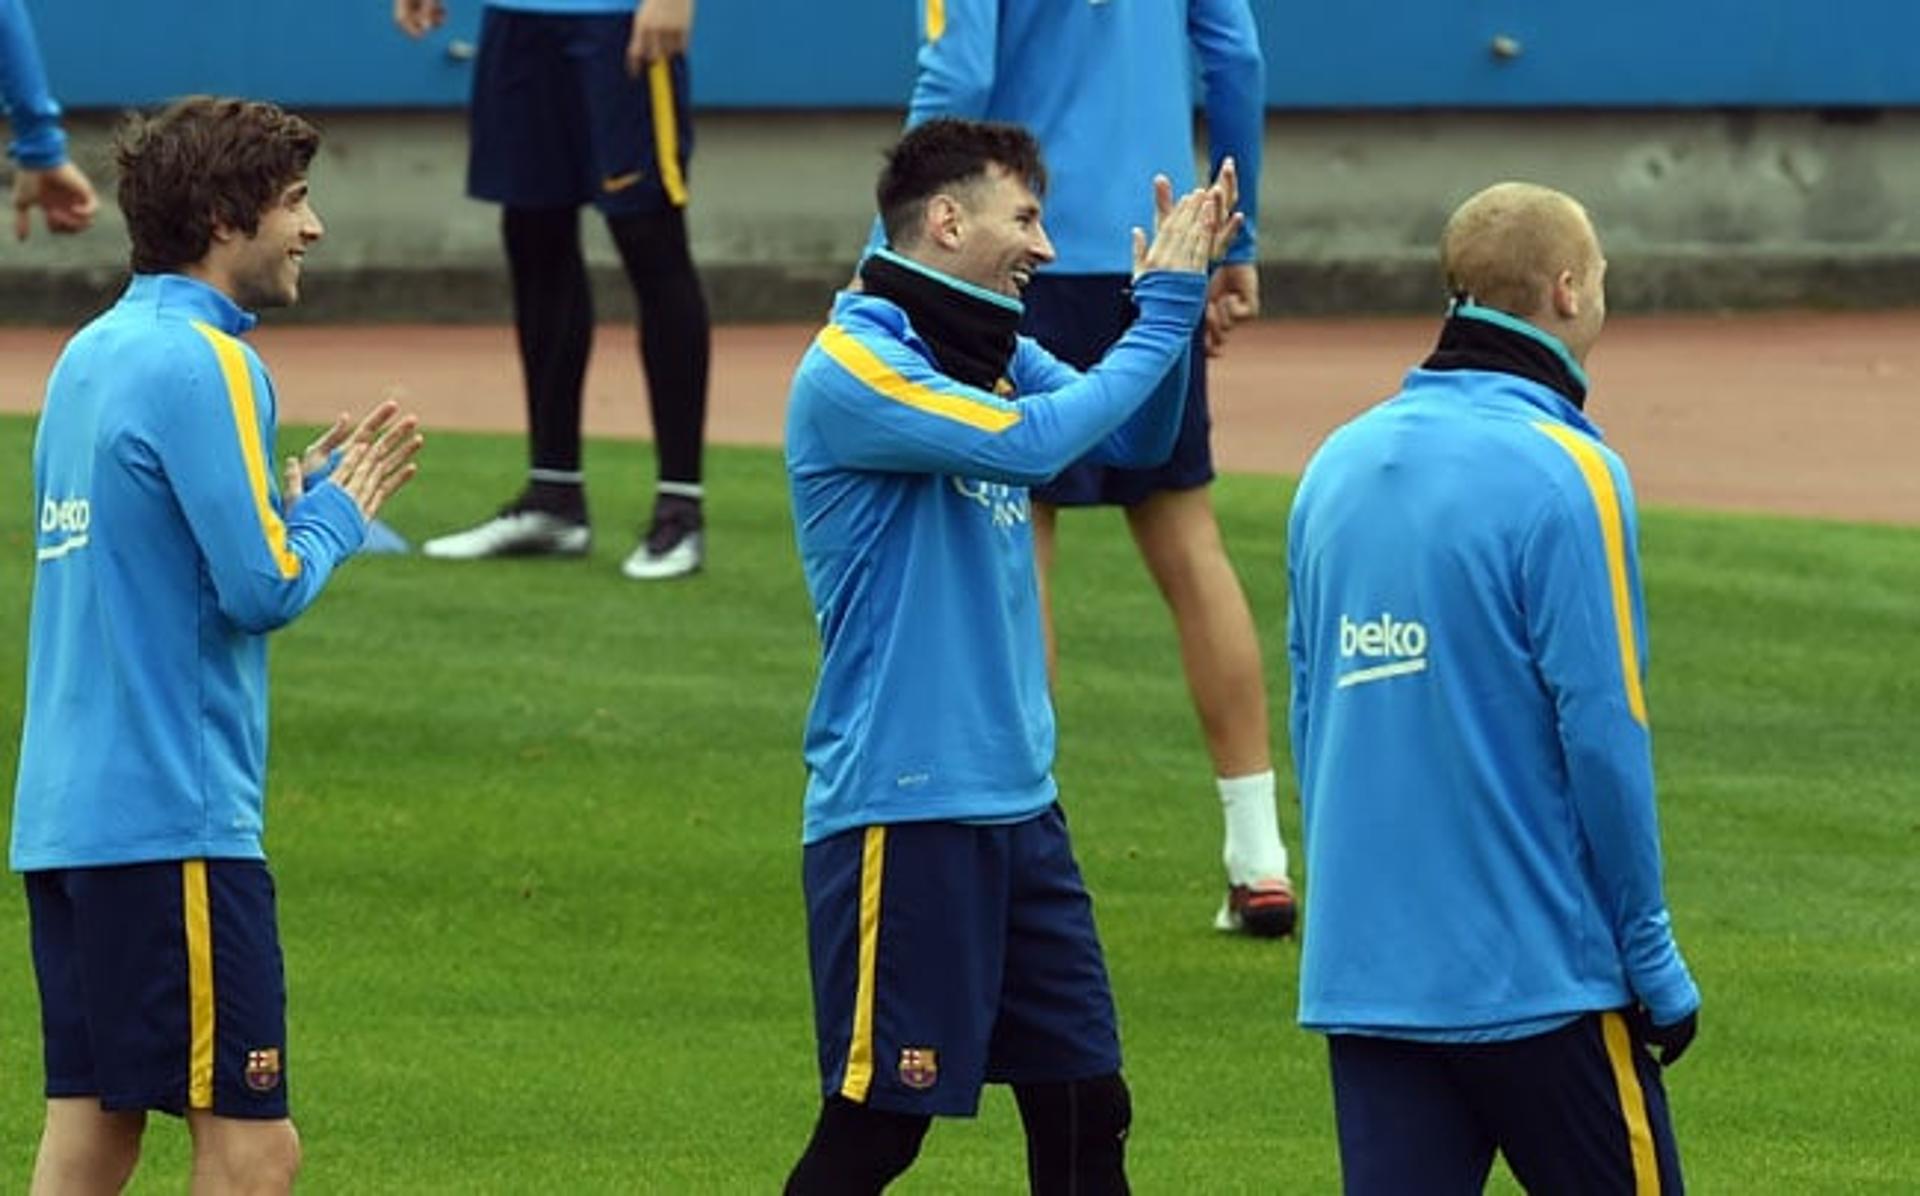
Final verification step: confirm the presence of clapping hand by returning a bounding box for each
[283,400,423,521]
[1130,157,1246,282]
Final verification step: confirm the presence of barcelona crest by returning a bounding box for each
[244,1047,283,1093]
[898,1047,939,1090]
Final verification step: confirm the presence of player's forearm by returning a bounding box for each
[1561,727,1698,1022]
[1087,348,1188,468]
[968,272,1206,482]
[1193,0,1264,262]
[0,0,68,168]
[200,482,365,633]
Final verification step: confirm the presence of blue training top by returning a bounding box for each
[903,0,1264,272]
[0,0,67,168]
[786,267,1206,844]
[12,275,368,871]
[1286,310,1701,1037]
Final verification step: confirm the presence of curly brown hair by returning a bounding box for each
[114,96,321,275]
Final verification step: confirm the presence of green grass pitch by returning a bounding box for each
[1,417,1915,1191]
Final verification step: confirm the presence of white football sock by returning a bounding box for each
[1219,770,1290,885]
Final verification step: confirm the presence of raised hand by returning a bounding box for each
[293,412,354,483]
[284,400,423,521]
[1132,180,1228,280]
[1203,156,1244,265]
[1193,157,1257,355]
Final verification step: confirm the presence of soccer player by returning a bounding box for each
[893,0,1295,936]
[396,0,712,579]
[783,117,1237,1195]
[2,0,98,239]
[1286,182,1701,1193]
[11,96,421,1194]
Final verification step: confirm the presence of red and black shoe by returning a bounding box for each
[1215,877,1297,939]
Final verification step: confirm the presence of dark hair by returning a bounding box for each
[876,118,1047,249]
[114,96,321,274]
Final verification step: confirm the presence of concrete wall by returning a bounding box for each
[4,109,1917,324]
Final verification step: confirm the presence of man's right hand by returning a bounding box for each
[1132,182,1229,281]
[12,163,99,241]
[285,400,424,521]
[394,0,447,37]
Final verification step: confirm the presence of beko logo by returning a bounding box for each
[37,496,91,562]
[1336,612,1429,689]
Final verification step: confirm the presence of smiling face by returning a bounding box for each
[943,164,1056,298]
[222,178,324,310]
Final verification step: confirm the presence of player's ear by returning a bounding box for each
[1550,268,1579,319]
[926,194,965,251]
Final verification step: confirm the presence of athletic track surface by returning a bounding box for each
[4,311,1916,526]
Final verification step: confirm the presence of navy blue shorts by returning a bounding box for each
[1328,1011,1685,1194]
[802,805,1121,1117]
[467,8,693,215]
[25,860,291,1119]
[1025,273,1212,507]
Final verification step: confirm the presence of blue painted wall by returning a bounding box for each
[25,1,1920,111]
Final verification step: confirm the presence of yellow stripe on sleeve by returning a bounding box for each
[183,860,216,1110]
[818,324,1022,433]
[191,322,301,580]
[1533,422,1648,725]
[839,826,888,1102]
[926,0,947,41]
[647,58,690,208]
[1601,1012,1662,1194]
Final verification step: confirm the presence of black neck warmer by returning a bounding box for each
[1422,304,1589,410]
[860,251,1022,390]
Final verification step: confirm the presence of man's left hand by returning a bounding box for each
[1631,1005,1698,1068]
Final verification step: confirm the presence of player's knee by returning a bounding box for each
[197,1118,301,1194]
[1015,1074,1132,1196]
[1076,1072,1132,1144]
[606,209,695,280]
[785,1096,930,1195]
[36,1101,145,1190]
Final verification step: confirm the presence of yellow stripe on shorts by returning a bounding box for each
[926,0,947,42]
[647,58,689,208]
[1601,1011,1662,1194]
[184,860,216,1110]
[839,826,888,1102]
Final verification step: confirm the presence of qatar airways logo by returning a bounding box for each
[1336,611,1429,689]
[37,495,91,562]
[951,477,1030,530]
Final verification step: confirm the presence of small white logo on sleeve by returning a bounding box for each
[37,496,92,562]
[1336,612,1429,689]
